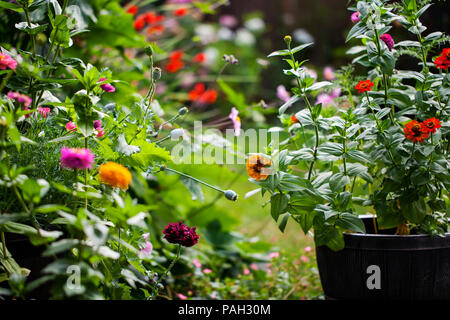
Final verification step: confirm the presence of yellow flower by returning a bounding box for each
[99,162,132,190]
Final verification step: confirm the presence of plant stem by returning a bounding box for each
[1,231,7,260]
[163,167,224,193]
[84,137,88,210]
[152,244,181,298]
[23,6,36,58]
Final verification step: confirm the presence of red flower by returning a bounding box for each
[133,15,146,31]
[174,8,188,16]
[290,115,298,124]
[144,12,164,24]
[422,117,441,134]
[188,83,217,105]
[170,51,184,61]
[355,80,374,94]
[166,59,184,73]
[126,5,138,15]
[193,53,206,63]
[404,120,429,143]
[163,222,199,247]
[148,25,164,35]
[433,48,450,70]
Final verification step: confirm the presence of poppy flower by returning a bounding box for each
[163,221,199,247]
[193,53,206,63]
[422,117,441,134]
[126,5,138,15]
[403,120,429,143]
[246,154,272,181]
[174,8,188,16]
[170,51,184,60]
[188,83,217,105]
[355,80,374,94]
[133,14,146,31]
[166,59,184,73]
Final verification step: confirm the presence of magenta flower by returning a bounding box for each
[138,233,153,258]
[0,53,17,70]
[66,121,77,132]
[99,78,115,93]
[202,268,212,274]
[60,147,95,170]
[380,33,394,51]
[351,11,360,23]
[268,252,279,259]
[37,107,50,118]
[300,255,310,263]
[315,88,341,106]
[243,268,250,275]
[93,120,102,130]
[96,129,105,138]
[323,66,335,81]
[7,91,32,107]
[276,85,291,103]
[229,107,241,136]
[163,221,199,247]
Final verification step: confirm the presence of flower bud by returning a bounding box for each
[284,35,292,46]
[36,33,47,45]
[224,190,238,201]
[145,45,153,57]
[222,54,231,63]
[152,67,162,80]
[230,55,239,65]
[159,164,166,171]
[170,128,184,140]
[178,106,188,115]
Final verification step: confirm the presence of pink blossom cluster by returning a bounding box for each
[8,91,32,107]
[60,147,95,170]
[0,53,17,70]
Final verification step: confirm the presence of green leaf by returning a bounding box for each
[270,193,289,222]
[329,173,350,193]
[279,95,299,114]
[180,176,204,202]
[0,1,23,12]
[278,213,291,233]
[346,21,368,43]
[15,22,48,34]
[336,213,366,233]
[268,43,313,58]
[306,81,333,92]
[400,197,427,224]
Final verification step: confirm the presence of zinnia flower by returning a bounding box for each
[60,147,95,170]
[37,107,50,118]
[0,53,17,70]
[229,107,241,136]
[166,59,184,73]
[422,117,441,134]
[351,11,360,23]
[380,33,394,51]
[290,114,299,124]
[163,221,199,247]
[93,120,102,130]
[246,154,272,181]
[355,80,374,94]
[99,162,132,190]
[134,14,146,31]
[99,78,115,93]
[403,120,429,143]
[66,121,77,132]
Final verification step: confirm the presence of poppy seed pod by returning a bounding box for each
[170,128,184,140]
[178,106,188,115]
[224,189,238,201]
[145,45,153,57]
[152,67,162,80]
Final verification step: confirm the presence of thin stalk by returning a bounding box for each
[84,137,88,210]
[1,231,7,260]
[163,167,224,193]
[23,6,36,58]
[152,244,181,297]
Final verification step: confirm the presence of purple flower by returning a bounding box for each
[315,88,341,106]
[229,107,241,136]
[0,53,17,70]
[60,147,95,170]
[99,78,115,93]
[380,33,395,51]
[163,221,199,247]
[351,11,360,23]
[7,91,32,107]
[276,85,291,103]
[93,120,102,130]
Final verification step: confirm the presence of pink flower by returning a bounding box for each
[243,268,250,275]
[193,258,202,269]
[60,147,95,170]
[7,91,32,107]
[93,120,102,130]
[66,121,77,132]
[0,53,17,70]
[304,246,312,253]
[351,11,360,23]
[219,14,238,28]
[210,293,217,299]
[276,85,291,103]
[99,78,115,93]
[96,129,105,138]
[268,252,279,259]
[323,66,335,80]
[300,255,310,263]
[177,293,187,300]
[229,107,241,136]
[315,88,341,106]
[202,268,212,274]
[37,107,50,118]
[139,233,153,258]
[380,33,394,51]
[250,263,258,271]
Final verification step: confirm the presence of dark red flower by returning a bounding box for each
[126,5,138,15]
[422,117,441,134]
[163,222,199,247]
[403,120,429,143]
[355,80,374,94]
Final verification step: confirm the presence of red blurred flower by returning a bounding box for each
[199,90,217,104]
[144,11,164,24]
[170,51,184,60]
[188,83,205,101]
[433,48,450,70]
[166,59,184,73]
[126,5,138,15]
[148,25,164,35]
[403,120,429,143]
[188,83,217,105]
[193,53,206,63]
[422,117,441,134]
[355,80,374,94]
[174,8,188,16]
[133,14,146,31]
[290,115,298,124]
[163,221,199,247]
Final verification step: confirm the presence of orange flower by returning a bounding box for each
[355,80,374,94]
[290,115,298,124]
[246,155,272,181]
[174,8,188,16]
[422,117,441,134]
[148,25,164,35]
[403,120,429,143]
[99,162,132,190]
[166,59,184,73]
[193,53,206,63]
[126,5,138,15]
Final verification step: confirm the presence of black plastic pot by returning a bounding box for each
[316,217,450,300]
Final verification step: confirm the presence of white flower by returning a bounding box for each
[244,17,265,32]
[170,128,184,140]
[293,28,314,43]
[204,47,219,66]
[235,28,255,46]
[195,24,217,44]
[218,27,234,41]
